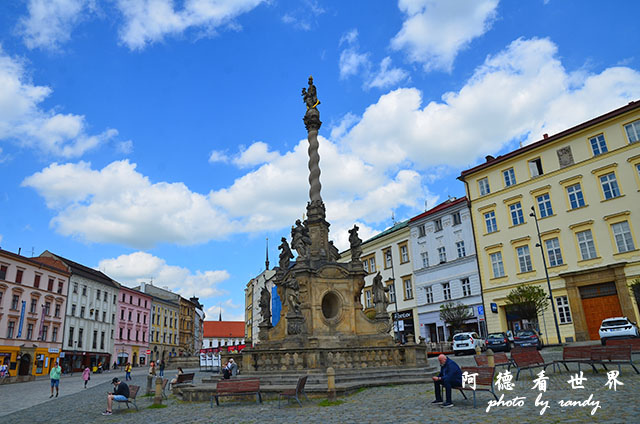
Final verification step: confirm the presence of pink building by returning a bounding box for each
[114,285,151,367]
[0,248,69,379]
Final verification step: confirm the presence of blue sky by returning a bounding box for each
[1,0,639,321]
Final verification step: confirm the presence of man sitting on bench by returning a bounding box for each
[102,377,130,416]
[432,354,462,408]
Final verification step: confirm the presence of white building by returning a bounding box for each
[409,198,485,343]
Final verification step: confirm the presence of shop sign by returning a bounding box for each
[490,303,498,313]
[48,348,59,353]
[393,310,413,321]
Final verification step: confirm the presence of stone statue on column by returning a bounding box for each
[278,237,294,270]
[349,224,363,262]
[258,286,271,327]
[291,219,312,259]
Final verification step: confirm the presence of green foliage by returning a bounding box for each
[630,278,640,307]
[318,399,345,407]
[439,302,473,336]
[505,285,549,324]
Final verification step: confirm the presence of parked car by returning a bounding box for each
[513,329,543,350]
[599,317,640,345]
[452,332,485,355]
[485,332,511,352]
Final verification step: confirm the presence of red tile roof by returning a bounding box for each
[409,196,467,222]
[204,321,245,338]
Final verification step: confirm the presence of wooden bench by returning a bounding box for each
[174,373,194,385]
[161,378,169,399]
[450,366,498,408]
[278,375,309,408]
[474,353,513,370]
[512,349,554,380]
[211,378,262,407]
[606,338,640,353]
[554,346,598,374]
[115,384,139,411]
[591,345,639,374]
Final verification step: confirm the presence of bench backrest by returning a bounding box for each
[176,373,195,383]
[162,378,168,389]
[296,375,308,394]
[474,355,488,366]
[511,350,545,367]
[217,378,260,393]
[591,345,632,361]
[607,338,640,352]
[474,353,509,367]
[494,353,510,364]
[129,385,140,399]
[562,346,592,360]
[461,366,495,387]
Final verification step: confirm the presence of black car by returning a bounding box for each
[513,329,543,350]
[485,332,511,352]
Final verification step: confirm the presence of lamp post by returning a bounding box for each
[529,206,562,345]
[386,250,402,344]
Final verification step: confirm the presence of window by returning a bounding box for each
[600,172,620,199]
[96,289,101,300]
[438,247,446,263]
[138,298,141,306]
[484,211,497,233]
[0,291,3,306]
[452,212,461,226]
[100,331,105,350]
[71,304,76,316]
[490,252,505,278]
[127,329,131,340]
[54,304,61,317]
[516,245,533,273]
[112,313,115,324]
[119,327,123,339]
[365,290,372,308]
[42,325,48,341]
[503,168,516,187]
[384,250,392,268]
[567,183,585,209]
[51,326,58,342]
[611,221,635,253]
[442,282,451,301]
[545,238,564,267]
[137,312,140,323]
[421,252,429,268]
[82,285,87,296]
[104,291,108,301]
[68,327,75,347]
[33,274,40,288]
[143,314,147,324]
[26,323,33,340]
[78,328,83,348]
[510,202,524,225]
[80,306,85,318]
[404,278,413,300]
[136,330,139,342]
[425,286,433,304]
[589,134,608,156]
[400,244,409,263]
[7,321,15,338]
[45,301,51,315]
[388,284,396,303]
[456,241,466,258]
[30,298,37,313]
[57,281,63,294]
[461,278,471,297]
[528,158,543,177]
[363,256,376,273]
[478,177,490,195]
[93,330,98,349]
[128,311,132,321]
[142,331,146,342]
[418,224,426,237]
[0,265,6,280]
[434,219,443,232]
[15,269,23,284]
[73,282,78,293]
[129,295,133,304]
[47,278,54,291]
[625,119,640,143]
[103,311,107,322]
[536,194,553,218]
[120,309,124,320]
[11,295,19,310]
[576,229,597,260]
[556,296,572,324]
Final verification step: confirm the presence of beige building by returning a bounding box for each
[460,101,640,343]
[341,221,420,343]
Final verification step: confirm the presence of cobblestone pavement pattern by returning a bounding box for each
[2,353,639,423]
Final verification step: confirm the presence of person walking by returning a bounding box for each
[148,361,156,377]
[431,354,462,408]
[82,366,91,388]
[158,360,165,378]
[125,362,132,381]
[49,361,62,398]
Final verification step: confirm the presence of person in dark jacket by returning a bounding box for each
[102,378,130,415]
[432,354,462,407]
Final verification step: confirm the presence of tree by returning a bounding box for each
[629,278,640,311]
[505,285,549,326]
[439,302,473,337]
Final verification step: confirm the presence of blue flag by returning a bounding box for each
[17,300,26,338]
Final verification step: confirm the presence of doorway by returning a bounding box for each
[18,354,32,376]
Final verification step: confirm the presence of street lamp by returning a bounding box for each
[529,206,562,345]
[385,250,403,344]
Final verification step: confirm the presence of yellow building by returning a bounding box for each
[149,295,179,362]
[460,101,640,344]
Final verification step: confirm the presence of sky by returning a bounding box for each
[1,0,640,322]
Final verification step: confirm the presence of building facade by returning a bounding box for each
[460,101,640,343]
[179,297,197,355]
[409,197,484,343]
[203,321,245,351]
[0,249,69,378]
[244,269,276,345]
[40,251,119,372]
[114,285,151,366]
[148,295,179,363]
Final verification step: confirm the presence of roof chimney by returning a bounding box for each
[543,133,549,139]
[485,155,495,162]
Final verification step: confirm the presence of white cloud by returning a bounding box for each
[280,0,324,31]
[339,49,370,79]
[17,0,93,50]
[0,48,120,157]
[343,37,640,169]
[98,251,229,298]
[367,57,410,89]
[232,142,280,168]
[391,0,499,72]
[208,150,229,163]
[115,0,266,50]
[116,140,133,154]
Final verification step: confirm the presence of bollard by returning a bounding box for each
[326,367,336,402]
[475,344,481,355]
[486,348,495,367]
[153,376,163,405]
[146,375,153,395]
